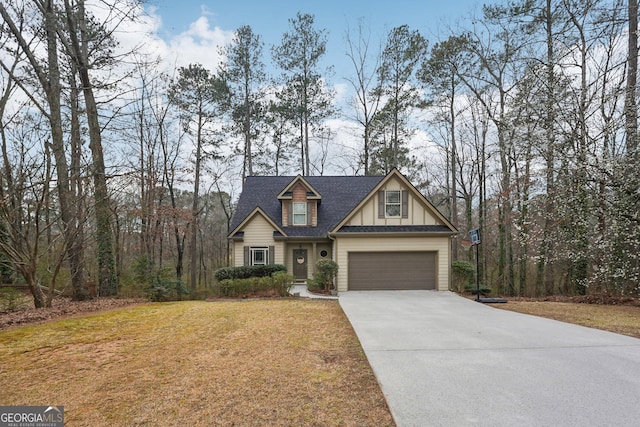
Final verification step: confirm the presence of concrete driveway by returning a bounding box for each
[339,291,640,427]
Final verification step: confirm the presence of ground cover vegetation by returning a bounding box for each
[0,1,639,309]
[0,300,394,426]
[494,297,640,339]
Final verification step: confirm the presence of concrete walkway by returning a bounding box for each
[339,291,640,427]
[290,284,337,300]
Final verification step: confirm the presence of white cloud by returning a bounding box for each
[166,17,234,71]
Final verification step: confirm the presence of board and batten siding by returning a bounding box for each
[346,176,442,227]
[334,236,451,292]
[232,214,284,266]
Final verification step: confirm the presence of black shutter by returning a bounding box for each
[243,246,250,266]
[402,190,409,218]
[269,246,275,264]
[378,190,385,218]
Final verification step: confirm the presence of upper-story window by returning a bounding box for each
[385,190,401,217]
[292,202,307,225]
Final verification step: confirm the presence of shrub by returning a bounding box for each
[452,260,474,293]
[215,272,294,298]
[306,275,323,292]
[464,283,492,295]
[145,277,189,302]
[214,264,287,281]
[308,259,338,292]
[272,272,294,297]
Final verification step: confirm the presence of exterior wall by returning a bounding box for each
[284,241,333,281]
[346,176,442,226]
[334,235,451,292]
[282,183,318,226]
[232,214,284,266]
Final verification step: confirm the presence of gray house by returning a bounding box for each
[227,169,457,291]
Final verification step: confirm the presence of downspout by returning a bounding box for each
[328,232,338,294]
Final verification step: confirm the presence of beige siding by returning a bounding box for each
[233,214,284,266]
[346,176,442,226]
[335,236,450,292]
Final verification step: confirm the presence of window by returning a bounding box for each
[385,190,401,217]
[250,247,269,265]
[292,202,307,225]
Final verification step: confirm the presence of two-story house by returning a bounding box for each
[227,169,457,291]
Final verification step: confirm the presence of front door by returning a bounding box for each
[293,249,308,282]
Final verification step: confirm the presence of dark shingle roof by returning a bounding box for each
[336,225,453,233]
[229,175,385,238]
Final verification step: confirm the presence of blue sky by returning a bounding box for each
[128,0,485,176]
[146,0,483,79]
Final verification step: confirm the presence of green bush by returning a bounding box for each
[272,272,294,297]
[307,259,338,292]
[464,283,492,295]
[215,272,293,298]
[214,264,287,281]
[306,275,323,292]
[452,260,475,292]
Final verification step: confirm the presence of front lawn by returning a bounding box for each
[0,300,394,426]
[494,300,640,339]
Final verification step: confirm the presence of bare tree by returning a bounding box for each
[169,63,227,293]
[344,19,383,175]
[0,0,89,301]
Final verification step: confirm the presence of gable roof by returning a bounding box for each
[277,175,322,200]
[331,168,458,233]
[228,175,384,238]
[229,207,286,239]
[228,169,458,239]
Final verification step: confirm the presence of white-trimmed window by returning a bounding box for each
[250,247,269,265]
[385,190,401,217]
[292,202,307,225]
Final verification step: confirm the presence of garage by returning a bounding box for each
[348,251,436,290]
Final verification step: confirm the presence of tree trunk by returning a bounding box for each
[69,70,89,300]
[449,79,458,261]
[190,111,203,292]
[64,0,118,296]
[626,0,638,160]
[537,0,557,296]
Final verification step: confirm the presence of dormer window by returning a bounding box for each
[292,202,307,225]
[385,190,401,217]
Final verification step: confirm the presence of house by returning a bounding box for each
[227,169,457,291]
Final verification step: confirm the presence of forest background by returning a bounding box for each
[0,0,638,307]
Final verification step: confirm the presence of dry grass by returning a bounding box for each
[0,300,394,426]
[494,301,640,339]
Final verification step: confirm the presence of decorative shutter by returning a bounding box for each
[269,246,275,264]
[378,190,385,218]
[243,246,250,266]
[402,190,409,218]
[287,201,292,226]
[307,202,312,226]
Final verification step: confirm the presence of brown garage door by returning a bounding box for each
[348,252,436,290]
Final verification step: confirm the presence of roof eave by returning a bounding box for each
[331,231,458,238]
